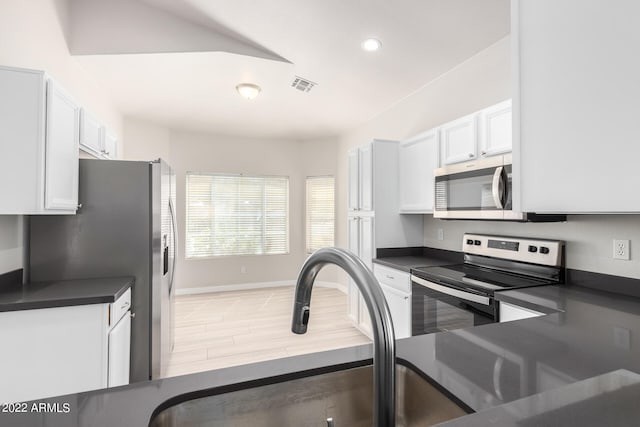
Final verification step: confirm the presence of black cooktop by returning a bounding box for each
[411,263,558,296]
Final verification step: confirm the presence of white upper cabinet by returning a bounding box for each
[348,145,374,212]
[439,101,512,166]
[479,99,512,157]
[440,113,478,165]
[514,0,640,213]
[45,80,80,211]
[80,109,119,160]
[0,66,78,214]
[347,149,360,211]
[79,108,104,157]
[359,144,374,212]
[103,130,118,159]
[399,129,440,213]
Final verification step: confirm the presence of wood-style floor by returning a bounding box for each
[166,286,371,377]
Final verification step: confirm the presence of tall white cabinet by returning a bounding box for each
[513,0,640,213]
[0,66,79,214]
[347,140,423,337]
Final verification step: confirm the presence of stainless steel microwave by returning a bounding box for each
[434,154,565,222]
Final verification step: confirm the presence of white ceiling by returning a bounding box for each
[70,0,510,140]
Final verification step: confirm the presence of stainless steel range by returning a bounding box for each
[411,234,565,335]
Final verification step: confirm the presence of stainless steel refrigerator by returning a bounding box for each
[29,159,176,383]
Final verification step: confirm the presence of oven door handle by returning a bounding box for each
[411,275,490,306]
[492,166,504,209]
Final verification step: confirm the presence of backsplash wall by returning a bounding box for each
[0,216,25,276]
[424,215,640,279]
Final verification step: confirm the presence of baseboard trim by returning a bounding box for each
[175,280,347,296]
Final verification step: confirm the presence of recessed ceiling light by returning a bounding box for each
[361,38,382,52]
[236,83,261,100]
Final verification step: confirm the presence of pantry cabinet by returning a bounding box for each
[0,66,79,214]
[346,140,422,337]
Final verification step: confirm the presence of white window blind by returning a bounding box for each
[306,176,335,253]
[186,173,289,258]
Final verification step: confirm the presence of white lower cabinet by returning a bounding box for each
[0,289,131,403]
[499,301,543,323]
[108,311,131,387]
[373,264,411,339]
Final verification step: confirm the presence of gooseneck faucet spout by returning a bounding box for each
[291,247,396,427]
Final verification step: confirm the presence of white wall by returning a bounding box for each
[0,217,26,275]
[123,118,340,288]
[0,0,123,277]
[424,216,640,279]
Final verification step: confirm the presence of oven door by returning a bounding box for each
[411,275,497,336]
[434,155,515,220]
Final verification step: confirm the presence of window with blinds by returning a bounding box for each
[186,173,289,258]
[306,176,335,253]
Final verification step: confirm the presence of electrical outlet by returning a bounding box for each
[437,229,444,241]
[241,266,247,274]
[613,239,630,260]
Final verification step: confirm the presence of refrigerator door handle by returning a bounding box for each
[168,198,178,294]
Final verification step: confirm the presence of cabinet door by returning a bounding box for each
[103,131,118,159]
[358,293,373,338]
[108,313,131,387]
[359,144,373,211]
[347,216,360,321]
[399,129,439,213]
[79,109,103,156]
[440,113,478,165]
[515,0,640,212]
[347,149,360,211]
[479,99,512,157]
[381,285,411,339]
[359,216,374,268]
[45,79,79,211]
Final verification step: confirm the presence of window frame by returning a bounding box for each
[185,172,290,259]
[305,175,336,254]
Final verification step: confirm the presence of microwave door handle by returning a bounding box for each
[492,166,504,209]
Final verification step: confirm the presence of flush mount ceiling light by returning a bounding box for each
[235,83,261,100]
[361,38,382,52]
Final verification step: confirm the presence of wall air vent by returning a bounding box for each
[291,76,316,93]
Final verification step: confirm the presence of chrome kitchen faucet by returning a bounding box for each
[291,247,396,427]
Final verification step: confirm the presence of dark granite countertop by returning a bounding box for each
[372,247,461,272]
[0,276,134,312]
[4,272,640,426]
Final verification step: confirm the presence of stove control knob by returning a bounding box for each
[540,246,550,254]
[466,239,474,245]
[474,240,481,246]
[528,245,538,253]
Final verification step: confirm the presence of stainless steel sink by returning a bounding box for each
[149,363,468,427]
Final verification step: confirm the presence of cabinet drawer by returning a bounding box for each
[110,288,131,327]
[373,264,411,293]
